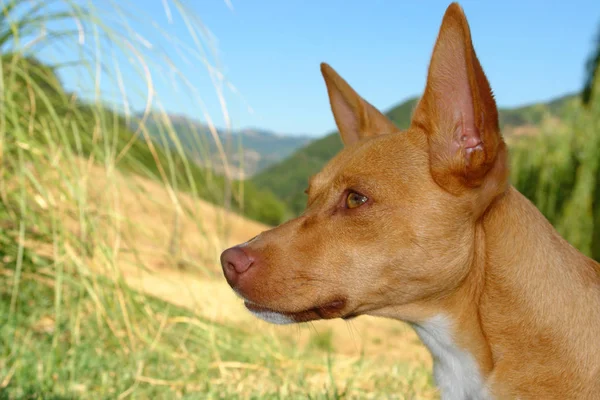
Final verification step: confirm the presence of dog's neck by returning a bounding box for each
[381,186,600,398]
[480,185,600,343]
[477,186,600,394]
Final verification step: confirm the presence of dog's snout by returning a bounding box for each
[221,246,254,285]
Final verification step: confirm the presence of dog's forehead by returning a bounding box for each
[312,131,423,190]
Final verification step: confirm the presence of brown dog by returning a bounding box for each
[221,3,600,399]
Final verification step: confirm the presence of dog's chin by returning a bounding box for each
[244,302,296,325]
[243,299,350,325]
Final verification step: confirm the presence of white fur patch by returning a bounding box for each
[248,309,295,325]
[411,314,491,400]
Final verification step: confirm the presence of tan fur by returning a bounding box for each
[221,3,600,398]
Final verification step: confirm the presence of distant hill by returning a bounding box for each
[135,114,312,178]
[251,93,578,215]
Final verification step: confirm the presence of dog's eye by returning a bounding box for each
[345,192,368,209]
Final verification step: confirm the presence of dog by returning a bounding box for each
[220,3,600,399]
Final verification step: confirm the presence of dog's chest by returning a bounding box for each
[412,315,491,400]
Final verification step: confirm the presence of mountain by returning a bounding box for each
[251,93,578,215]
[135,114,312,178]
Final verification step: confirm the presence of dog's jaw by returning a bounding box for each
[242,298,349,324]
[246,306,296,325]
[232,291,295,324]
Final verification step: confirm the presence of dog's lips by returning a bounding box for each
[244,299,349,322]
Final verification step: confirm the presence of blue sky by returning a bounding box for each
[53,1,600,137]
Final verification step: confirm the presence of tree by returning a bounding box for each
[583,21,600,105]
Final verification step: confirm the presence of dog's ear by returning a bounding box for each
[321,63,398,146]
[412,3,506,194]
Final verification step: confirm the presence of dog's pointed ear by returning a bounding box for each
[412,3,507,193]
[321,63,398,146]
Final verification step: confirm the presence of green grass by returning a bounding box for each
[1,271,434,399]
[0,256,322,398]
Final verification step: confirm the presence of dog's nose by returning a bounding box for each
[220,246,254,284]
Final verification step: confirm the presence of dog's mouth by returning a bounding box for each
[244,298,355,324]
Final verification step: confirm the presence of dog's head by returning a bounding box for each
[220,3,508,325]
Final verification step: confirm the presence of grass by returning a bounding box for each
[2,277,433,398]
[0,1,435,399]
[1,267,328,398]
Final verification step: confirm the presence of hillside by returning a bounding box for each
[252,93,578,215]
[2,56,289,226]
[135,115,311,178]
